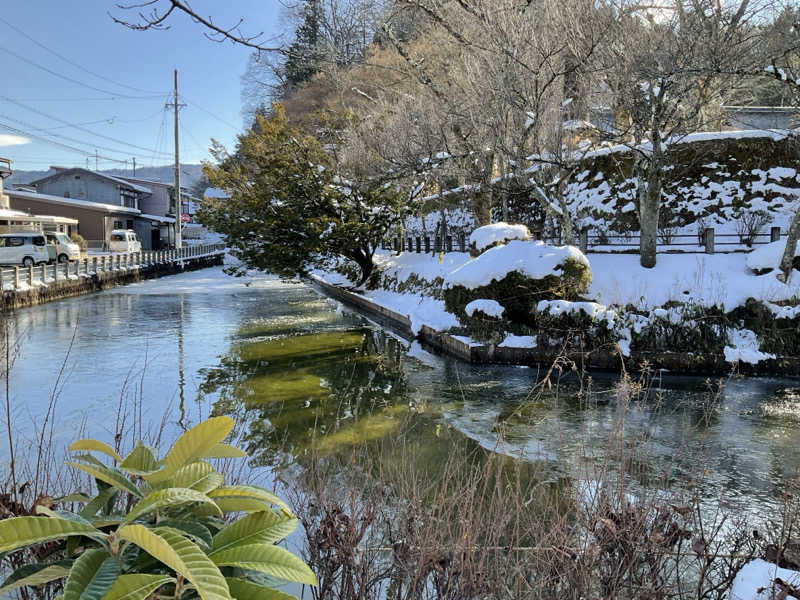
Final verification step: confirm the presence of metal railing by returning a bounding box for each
[0,243,225,292]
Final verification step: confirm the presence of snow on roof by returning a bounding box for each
[139,213,176,224]
[0,208,31,218]
[32,168,152,194]
[204,187,230,199]
[7,189,141,215]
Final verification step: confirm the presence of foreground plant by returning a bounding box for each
[0,416,314,599]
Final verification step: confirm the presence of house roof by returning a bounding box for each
[32,168,152,195]
[7,189,141,215]
[139,213,176,224]
[118,176,202,202]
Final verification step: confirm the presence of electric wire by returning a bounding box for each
[0,16,167,95]
[1,96,174,157]
[0,120,128,164]
[0,44,165,100]
[179,95,240,131]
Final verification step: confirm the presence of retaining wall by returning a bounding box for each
[311,276,800,377]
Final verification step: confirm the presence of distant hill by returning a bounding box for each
[8,164,204,189]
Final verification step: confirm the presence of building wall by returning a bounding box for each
[138,183,170,216]
[36,172,124,207]
[7,194,134,248]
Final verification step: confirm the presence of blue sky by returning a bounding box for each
[0,0,283,172]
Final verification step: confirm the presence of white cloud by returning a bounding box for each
[0,134,30,147]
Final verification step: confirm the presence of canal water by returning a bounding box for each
[5,266,800,515]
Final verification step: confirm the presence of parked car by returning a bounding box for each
[109,229,142,253]
[44,231,81,263]
[0,232,49,266]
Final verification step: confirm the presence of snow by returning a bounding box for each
[469,222,530,251]
[361,289,459,334]
[587,253,800,312]
[499,334,538,348]
[729,559,800,599]
[445,240,589,290]
[724,329,775,365]
[465,299,505,318]
[374,250,471,287]
[746,240,799,273]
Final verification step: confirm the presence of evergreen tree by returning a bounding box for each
[283,0,325,90]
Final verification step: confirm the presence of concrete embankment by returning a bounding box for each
[311,276,800,377]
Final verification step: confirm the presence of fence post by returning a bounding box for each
[54,261,60,282]
[703,228,715,254]
[424,236,431,253]
[771,226,782,243]
[415,237,421,253]
[579,228,589,253]
[446,236,453,252]
[435,236,441,252]
[29,265,34,287]
[393,237,399,253]
[459,233,466,253]
[14,267,19,290]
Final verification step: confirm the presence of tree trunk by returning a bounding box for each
[470,151,495,226]
[636,144,664,269]
[778,206,800,283]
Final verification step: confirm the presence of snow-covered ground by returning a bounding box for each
[316,242,800,361]
[729,559,800,600]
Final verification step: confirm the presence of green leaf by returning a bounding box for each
[57,493,93,504]
[119,443,158,475]
[0,516,106,553]
[79,487,118,520]
[225,577,296,600]
[100,574,174,600]
[117,524,231,600]
[163,461,224,494]
[68,439,122,463]
[158,520,213,548]
[196,497,273,517]
[211,511,298,555]
[211,544,315,585]
[125,488,221,523]
[0,562,72,595]
[207,486,290,513]
[202,443,247,459]
[67,461,142,498]
[144,417,235,484]
[63,549,119,600]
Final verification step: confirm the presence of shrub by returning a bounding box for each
[0,416,314,599]
[444,258,591,328]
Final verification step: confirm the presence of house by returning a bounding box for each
[0,158,78,235]
[22,167,178,250]
[31,167,151,209]
[117,176,200,242]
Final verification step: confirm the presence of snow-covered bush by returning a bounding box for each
[468,222,530,256]
[461,299,508,344]
[746,240,800,275]
[443,240,591,326]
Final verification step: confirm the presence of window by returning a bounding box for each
[32,236,45,247]
[64,191,70,198]
[110,233,125,242]
[114,220,123,229]
[126,220,134,229]
[7,237,24,247]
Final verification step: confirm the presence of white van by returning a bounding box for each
[44,231,81,263]
[109,230,142,253]
[0,233,49,266]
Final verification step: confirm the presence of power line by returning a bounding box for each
[0,44,166,100]
[0,16,166,96]
[1,96,173,157]
[180,95,240,131]
[0,121,128,165]
[0,112,152,158]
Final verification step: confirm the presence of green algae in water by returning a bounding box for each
[236,330,366,363]
[233,369,330,407]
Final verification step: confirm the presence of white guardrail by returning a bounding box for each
[0,243,226,292]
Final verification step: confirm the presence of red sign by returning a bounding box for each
[181,213,190,223]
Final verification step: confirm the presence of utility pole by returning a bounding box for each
[95,150,98,171]
[132,157,136,177]
[170,69,185,249]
